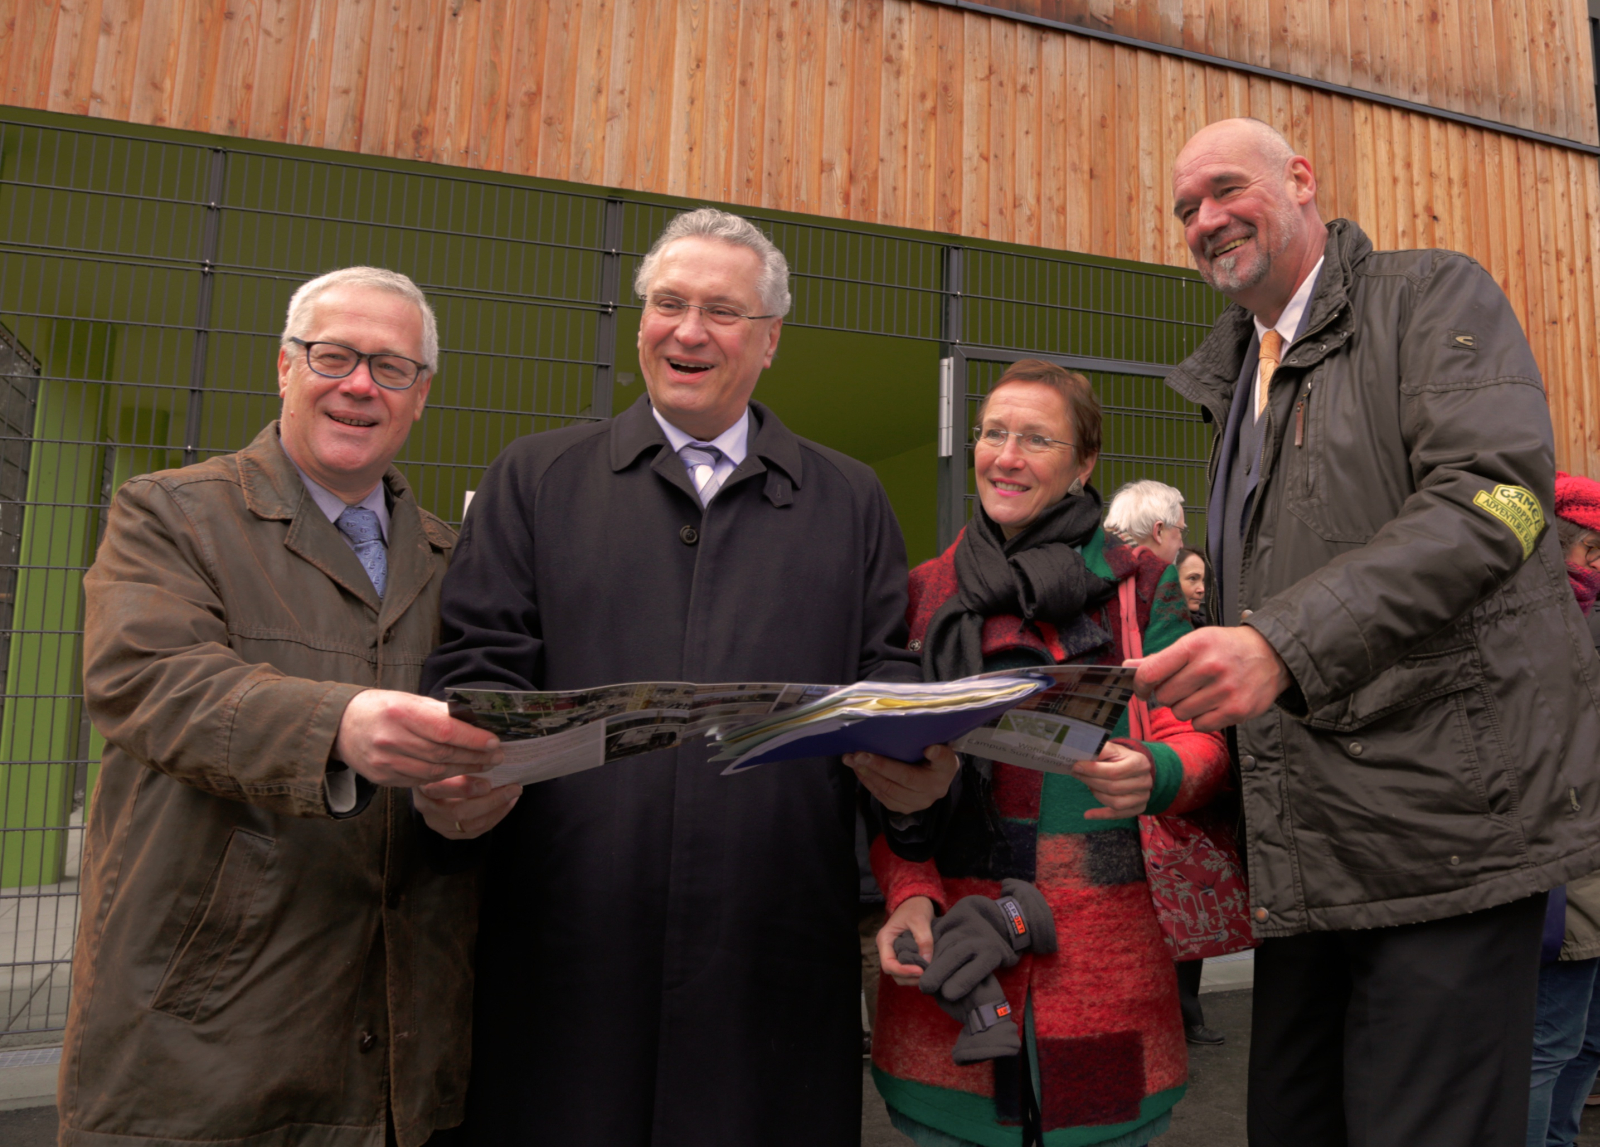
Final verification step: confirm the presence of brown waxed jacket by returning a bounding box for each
[1167,220,1600,936]
[59,423,473,1147]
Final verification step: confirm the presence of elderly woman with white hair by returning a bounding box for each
[1104,479,1189,566]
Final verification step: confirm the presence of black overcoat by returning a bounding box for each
[421,396,919,1146]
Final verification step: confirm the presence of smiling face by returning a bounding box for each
[1172,120,1325,321]
[636,237,782,441]
[1178,552,1207,613]
[276,285,432,502]
[974,382,1097,539]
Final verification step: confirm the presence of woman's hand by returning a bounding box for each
[1070,740,1154,820]
[876,895,936,986]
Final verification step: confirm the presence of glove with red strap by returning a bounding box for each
[892,879,1057,1064]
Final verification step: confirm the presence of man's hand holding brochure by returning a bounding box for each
[447,664,1137,787]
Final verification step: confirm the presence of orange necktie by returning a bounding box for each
[1257,329,1284,419]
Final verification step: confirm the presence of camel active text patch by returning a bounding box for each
[1472,484,1544,559]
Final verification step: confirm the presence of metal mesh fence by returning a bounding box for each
[0,113,1222,1041]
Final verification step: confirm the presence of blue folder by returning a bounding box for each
[720,692,1041,773]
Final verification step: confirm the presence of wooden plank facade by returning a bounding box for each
[4,0,1599,471]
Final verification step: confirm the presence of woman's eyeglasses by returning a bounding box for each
[972,427,1076,455]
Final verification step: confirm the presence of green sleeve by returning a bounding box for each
[1142,741,1185,815]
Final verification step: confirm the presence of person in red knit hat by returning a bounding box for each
[1526,470,1600,1147]
[868,359,1230,1147]
[1555,471,1600,624]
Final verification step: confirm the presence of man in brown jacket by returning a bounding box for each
[57,267,510,1147]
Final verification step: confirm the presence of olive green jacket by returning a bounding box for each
[59,424,472,1147]
[1167,220,1600,936]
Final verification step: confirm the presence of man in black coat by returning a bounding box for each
[416,207,959,1146]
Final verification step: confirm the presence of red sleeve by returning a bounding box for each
[1144,702,1231,817]
[870,833,949,915]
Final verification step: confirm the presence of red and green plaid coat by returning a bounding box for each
[871,525,1229,1147]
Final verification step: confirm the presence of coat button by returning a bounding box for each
[1254,907,1269,923]
[1348,741,1364,756]
[679,525,698,545]
[1240,609,1253,621]
[1240,754,1257,771]
[359,1032,377,1053]
[1449,855,1461,866]
[908,639,923,652]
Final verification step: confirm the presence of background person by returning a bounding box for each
[869,360,1230,1147]
[57,267,505,1147]
[1527,470,1600,1147]
[1104,477,1188,564]
[417,207,958,1146]
[1142,116,1600,1146]
[1106,486,1223,1048]
[1175,545,1208,625]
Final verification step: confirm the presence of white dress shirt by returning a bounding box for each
[651,405,750,502]
[1251,255,1324,422]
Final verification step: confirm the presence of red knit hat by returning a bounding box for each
[1555,471,1600,533]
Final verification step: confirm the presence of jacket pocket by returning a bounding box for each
[150,829,276,1023]
[1301,644,1481,732]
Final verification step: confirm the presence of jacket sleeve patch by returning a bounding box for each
[1472,484,1545,558]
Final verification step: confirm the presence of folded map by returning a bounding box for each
[447,664,1137,788]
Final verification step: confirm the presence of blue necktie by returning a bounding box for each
[336,506,387,599]
[678,442,725,505]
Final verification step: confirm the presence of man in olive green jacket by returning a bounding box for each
[1140,119,1600,1146]
[58,268,509,1147]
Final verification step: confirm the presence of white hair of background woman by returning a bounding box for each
[633,206,792,317]
[1105,479,1187,544]
[281,266,440,373]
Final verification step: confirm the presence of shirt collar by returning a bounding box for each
[650,404,751,465]
[1253,255,1326,345]
[289,458,389,543]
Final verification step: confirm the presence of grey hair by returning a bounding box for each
[281,266,440,372]
[633,207,792,317]
[1105,479,1187,544]
[1557,515,1592,553]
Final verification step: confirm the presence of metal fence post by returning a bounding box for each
[183,148,227,467]
[936,246,964,552]
[591,197,625,419]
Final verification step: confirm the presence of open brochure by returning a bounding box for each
[447,681,832,786]
[447,664,1137,787]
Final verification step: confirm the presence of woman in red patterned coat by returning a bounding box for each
[867,360,1230,1147]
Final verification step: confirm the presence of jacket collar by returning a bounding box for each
[1167,218,1372,423]
[237,421,445,617]
[609,394,805,505]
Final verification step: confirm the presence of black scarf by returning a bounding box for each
[921,487,1117,682]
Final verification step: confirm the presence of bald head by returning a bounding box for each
[1172,118,1326,323]
[1177,117,1295,174]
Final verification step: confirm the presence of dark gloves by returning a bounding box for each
[920,879,1057,1000]
[890,880,1056,1065]
[893,933,1021,1063]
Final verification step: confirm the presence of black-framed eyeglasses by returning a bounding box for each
[289,338,429,390]
[646,294,778,326]
[972,426,1076,455]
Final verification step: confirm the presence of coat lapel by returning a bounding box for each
[378,473,444,628]
[236,421,384,612]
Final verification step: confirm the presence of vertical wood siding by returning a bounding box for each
[4,0,1599,471]
[979,0,1600,146]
